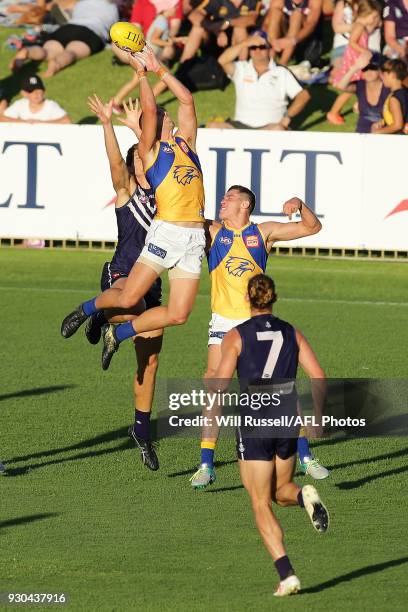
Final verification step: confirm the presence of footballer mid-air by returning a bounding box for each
[61,46,206,369]
[85,93,163,470]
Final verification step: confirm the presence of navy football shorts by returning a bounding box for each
[236,433,297,461]
[100,261,162,310]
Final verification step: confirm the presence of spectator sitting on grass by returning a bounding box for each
[335,51,390,133]
[328,0,382,124]
[9,0,118,77]
[372,58,408,133]
[0,74,71,123]
[265,0,323,66]
[206,31,310,129]
[383,0,408,60]
[180,0,261,64]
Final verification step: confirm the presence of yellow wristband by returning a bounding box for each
[137,70,146,79]
[156,66,169,80]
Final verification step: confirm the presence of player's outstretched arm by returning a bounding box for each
[88,94,128,195]
[296,329,326,437]
[259,197,322,248]
[128,53,158,160]
[137,46,197,149]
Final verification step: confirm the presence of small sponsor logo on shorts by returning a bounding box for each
[162,146,173,153]
[148,243,167,259]
[245,235,259,248]
[209,331,226,339]
[238,442,245,454]
[220,236,232,245]
[265,321,271,328]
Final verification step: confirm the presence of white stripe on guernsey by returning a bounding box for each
[135,188,156,215]
[132,197,155,223]
[0,286,407,307]
[127,202,150,232]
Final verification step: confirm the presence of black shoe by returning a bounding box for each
[61,305,89,338]
[85,313,104,345]
[101,324,119,370]
[128,426,159,471]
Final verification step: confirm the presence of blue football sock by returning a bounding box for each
[115,320,136,343]
[82,298,98,316]
[297,436,312,463]
[201,446,215,468]
[133,409,151,441]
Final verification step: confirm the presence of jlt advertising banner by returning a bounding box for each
[0,124,407,250]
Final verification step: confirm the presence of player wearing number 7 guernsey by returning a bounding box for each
[212,274,329,597]
[191,186,329,488]
[60,46,205,369]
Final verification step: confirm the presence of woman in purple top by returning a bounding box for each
[335,50,390,133]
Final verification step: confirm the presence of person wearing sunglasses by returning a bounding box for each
[207,31,310,130]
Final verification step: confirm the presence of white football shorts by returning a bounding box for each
[138,220,205,279]
[208,312,249,346]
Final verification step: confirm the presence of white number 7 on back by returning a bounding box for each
[256,331,284,378]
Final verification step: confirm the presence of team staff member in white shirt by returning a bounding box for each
[207,32,310,130]
[0,75,71,124]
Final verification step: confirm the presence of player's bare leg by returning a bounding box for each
[239,458,301,596]
[101,275,200,370]
[191,345,221,489]
[128,330,163,471]
[61,261,158,339]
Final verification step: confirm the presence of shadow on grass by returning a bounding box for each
[0,385,75,403]
[327,445,408,471]
[3,443,131,477]
[205,485,244,493]
[167,459,237,478]
[78,115,98,125]
[301,556,408,594]
[6,426,131,464]
[0,513,60,531]
[336,464,408,490]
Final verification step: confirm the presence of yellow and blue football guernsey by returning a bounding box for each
[209,222,268,319]
[145,135,205,223]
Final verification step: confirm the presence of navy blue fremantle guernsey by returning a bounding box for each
[110,185,156,275]
[236,314,299,384]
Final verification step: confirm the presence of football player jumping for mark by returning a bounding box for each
[86,94,163,470]
[211,274,329,597]
[190,186,329,489]
[61,46,206,370]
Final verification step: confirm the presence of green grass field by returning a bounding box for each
[0,27,357,132]
[1,248,408,611]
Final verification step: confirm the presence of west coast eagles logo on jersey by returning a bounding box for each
[225,256,255,277]
[173,165,200,185]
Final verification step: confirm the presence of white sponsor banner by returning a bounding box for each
[0,124,407,249]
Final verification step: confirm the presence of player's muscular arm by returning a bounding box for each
[259,197,322,247]
[129,54,158,162]
[138,45,198,149]
[88,94,129,196]
[296,329,326,435]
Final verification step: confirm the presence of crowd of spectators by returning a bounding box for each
[0,0,407,133]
